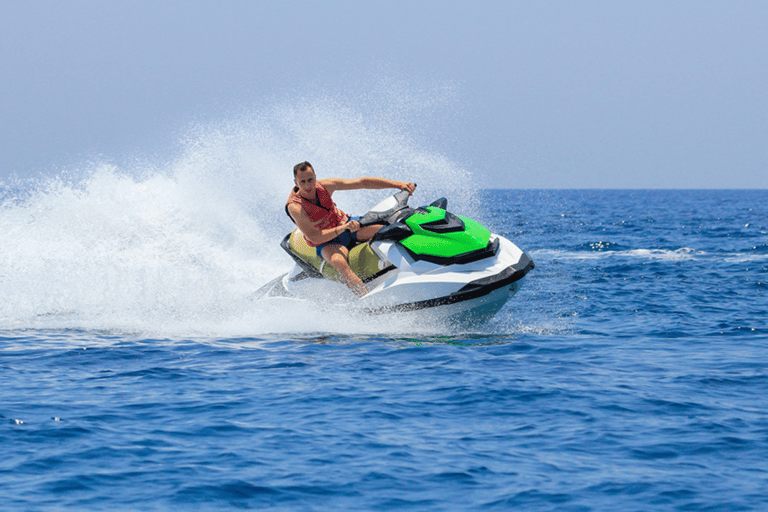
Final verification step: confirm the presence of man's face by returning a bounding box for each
[294,167,317,197]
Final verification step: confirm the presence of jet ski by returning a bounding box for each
[258,190,534,323]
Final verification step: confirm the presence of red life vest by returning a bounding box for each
[285,182,349,247]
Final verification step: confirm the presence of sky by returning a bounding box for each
[1,0,766,189]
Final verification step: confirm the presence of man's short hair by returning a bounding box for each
[293,161,313,177]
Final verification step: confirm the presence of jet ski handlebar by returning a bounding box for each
[353,188,416,228]
[344,186,450,232]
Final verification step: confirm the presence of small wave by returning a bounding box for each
[532,248,704,262]
[718,243,768,263]
[578,241,625,252]
[723,254,768,263]
[622,248,703,261]
[740,243,768,255]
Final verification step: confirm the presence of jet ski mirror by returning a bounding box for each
[429,197,448,209]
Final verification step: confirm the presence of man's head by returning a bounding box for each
[293,161,317,198]
[293,161,313,177]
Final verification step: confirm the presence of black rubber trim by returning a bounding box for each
[364,253,535,314]
[370,222,413,243]
[287,262,394,284]
[404,237,500,266]
[419,211,465,234]
[280,233,323,279]
[389,207,416,224]
[362,265,397,284]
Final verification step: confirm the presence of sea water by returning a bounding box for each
[2,103,768,510]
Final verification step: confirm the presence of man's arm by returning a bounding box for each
[323,177,416,195]
[287,203,355,246]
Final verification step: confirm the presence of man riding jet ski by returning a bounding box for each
[285,161,416,296]
[259,162,535,323]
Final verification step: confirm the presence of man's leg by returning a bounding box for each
[355,224,383,242]
[321,244,368,297]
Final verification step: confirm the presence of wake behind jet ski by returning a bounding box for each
[259,190,534,324]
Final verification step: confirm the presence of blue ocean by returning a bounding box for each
[1,108,767,510]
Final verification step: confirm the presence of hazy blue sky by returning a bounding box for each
[2,0,766,188]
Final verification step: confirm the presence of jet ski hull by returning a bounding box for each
[259,234,533,323]
[257,191,534,324]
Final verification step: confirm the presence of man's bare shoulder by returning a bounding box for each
[286,202,306,223]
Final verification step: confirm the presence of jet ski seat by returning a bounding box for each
[284,228,389,284]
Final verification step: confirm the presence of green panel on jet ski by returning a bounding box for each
[402,207,491,257]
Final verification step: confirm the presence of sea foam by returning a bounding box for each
[1,93,476,336]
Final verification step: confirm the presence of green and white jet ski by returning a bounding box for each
[259,190,534,323]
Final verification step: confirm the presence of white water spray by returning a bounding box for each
[1,93,477,336]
